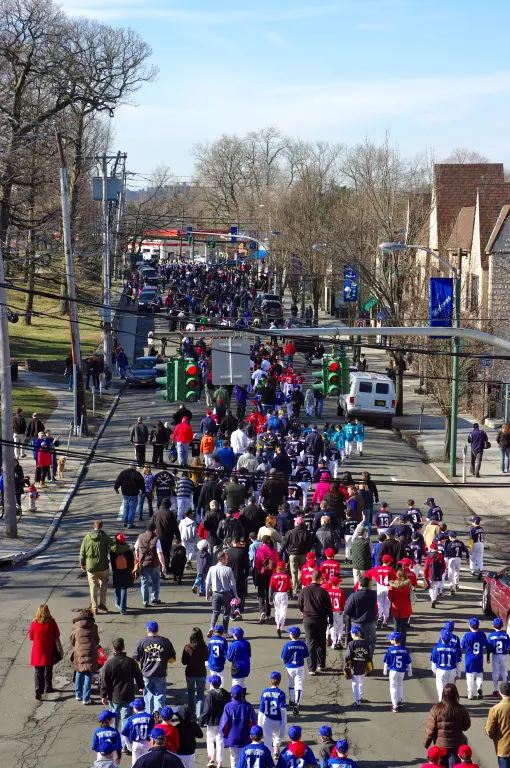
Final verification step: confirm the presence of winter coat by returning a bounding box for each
[28,619,60,667]
[497,431,510,450]
[467,427,487,454]
[179,517,197,543]
[13,414,26,435]
[312,474,332,505]
[36,444,52,468]
[100,651,144,703]
[315,524,338,557]
[197,480,223,512]
[70,616,100,673]
[152,507,180,544]
[424,702,471,750]
[25,418,44,439]
[282,525,314,556]
[350,536,372,571]
[388,578,413,619]
[259,477,286,508]
[200,435,216,455]
[323,489,345,520]
[200,687,231,727]
[110,543,135,588]
[254,543,278,576]
[130,422,149,444]
[344,588,378,624]
[151,424,168,446]
[172,419,193,444]
[80,530,112,573]
[219,699,257,747]
[114,467,145,497]
[223,482,247,513]
[181,643,208,678]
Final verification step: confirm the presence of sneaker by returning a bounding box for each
[35,691,42,700]
[192,587,198,594]
[308,670,317,676]
[293,704,299,716]
[354,700,361,707]
[207,627,214,639]
[317,666,325,672]
[152,599,163,605]
[277,628,282,638]
[83,700,92,705]
[467,695,474,700]
[259,613,266,624]
[143,602,149,608]
[45,687,55,693]
[477,689,483,699]
[122,747,132,756]
[326,637,333,646]
[208,762,216,767]
[392,705,398,712]
[450,588,455,596]
[98,604,108,613]
[431,601,437,608]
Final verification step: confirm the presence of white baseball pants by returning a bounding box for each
[389,670,405,707]
[274,592,289,629]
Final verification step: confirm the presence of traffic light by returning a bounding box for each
[207,238,216,249]
[184,359,199,401]
[325,359,340,396]
[312,368,324,394]
[155,361,175,401]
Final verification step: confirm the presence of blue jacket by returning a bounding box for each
[219,699,256,747]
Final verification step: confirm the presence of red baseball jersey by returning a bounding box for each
[269,572,292,593]
[300,564,318,587]
[324,584,345,613]
[365,565,397,587]
[319,558,341,582]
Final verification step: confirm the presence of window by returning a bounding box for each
[499,567,510,587]
[358,382,372,393]
[375,383,389,394]
[470,275,479,313]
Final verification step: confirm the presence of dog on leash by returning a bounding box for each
[56,456,66,479]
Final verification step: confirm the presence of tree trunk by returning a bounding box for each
[24,250,35,325]
[395,368,404,417]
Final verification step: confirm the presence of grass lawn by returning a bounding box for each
[10,380,58,421]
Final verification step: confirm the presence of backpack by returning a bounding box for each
[115,553,128,570]
[260,557,274,575]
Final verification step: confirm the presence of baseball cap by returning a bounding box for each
[330,576,342,585]
[286,626,301,636]
[351,625,361,635]
[276,561,287,570]
[207,674,222,686]
[131,698,145,710]
[336,740,349,754]
[398,558,413,567]
[150,727,166,740]
[457,745,472,759]
[425,497,435,504]
[306,551,316,560]
[146,620,158,633]
[160,706,174,719]
[288,725,302,740]
[318,726,332,737]
[250,725,263,739]
[213,624,224,633]
[380,501,388,507]
[443,621,455,632]
[494,618,504,629]
[231,685,245,697]
[295,516,304,525]
[448,531,457,538]
[387,632,402,641]
[115,533,126,543]
[500,681,510,696]
[427,746,447,760]
[324,548,335,558]
[440,630,452,644]
[98,710,116,723]
[270,671,282,680]
[469,617,479,628]
[98,740,116,756]
[472,515,481,524]
[231,627,244,638]
[382,554,393,564]
[429,542,438,550]
[311,424,318,429]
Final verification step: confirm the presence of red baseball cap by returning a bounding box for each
[457,745,472,758]
[324,548,335,558]
[427,746,447,760]
[382,555,393,564]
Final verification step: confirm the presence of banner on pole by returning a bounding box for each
[343,265,359,302]
[429,277,453,327]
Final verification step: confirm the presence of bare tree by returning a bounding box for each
[442,147,490,164]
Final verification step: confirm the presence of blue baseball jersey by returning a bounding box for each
[92,726,122,753]
[208,635,229,672]
[343,424,355,441]
[431,641,461,670]
[406,507,422,526]
[328,758,358,768]
[259,687,287,721]
[277,745,317,768]
[281,640,309,669]
[121,712,155,742]
[461,630,488,673]
[470,525,484,543]
[375,510,392,528]
[488,630,510,656]
[227,638,251,678]
[354,424,364,440]
[383,645,412,672]
[239,743,275,768]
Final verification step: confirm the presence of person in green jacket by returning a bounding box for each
[350,524,372,586]
[80,520,113,615]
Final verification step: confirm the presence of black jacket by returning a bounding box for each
[114,468,145,496]
[25,418,44,439]
[152,507,180,543]
[200,688,231,727]
[202,509,226,548]
[217,516,244,544]
[132,747,186,768]
[242,503,266,533]
[298,583,333,624]
[304,431,324,456]
[282,525,314,555]
[271,451,292,479]
[13,415,26,435]
[110,543,135,588]
[197,480,223,512]
[260,477,286,507]
[344,588,378,624]
[225,546,250,583]
[100,652,144,703]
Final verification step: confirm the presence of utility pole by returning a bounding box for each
[102,154,112,379]
[0,243,18,537]
[449,248,462,477]
[114,165,127,275]
[56,132,85,434]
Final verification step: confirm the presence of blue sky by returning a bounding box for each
[60,0,510,181]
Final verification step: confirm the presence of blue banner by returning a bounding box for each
[343,266,359,302]
[429,277,453,327]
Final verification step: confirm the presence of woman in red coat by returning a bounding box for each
[388,568,413,644]
[28,603,60,700]
[36,440,53,486]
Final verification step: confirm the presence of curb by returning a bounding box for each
[2,391,122,567]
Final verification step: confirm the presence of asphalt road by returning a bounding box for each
[0,316,505,768]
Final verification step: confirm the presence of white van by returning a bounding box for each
[338,372,396,427]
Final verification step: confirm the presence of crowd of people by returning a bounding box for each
[21,259,510,768]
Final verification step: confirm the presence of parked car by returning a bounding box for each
[126,356,158,386]
[483,567,510,632]
[254,292,280,309]
[138,288,161,312]
[260,300,284,323]
[338,371,396,427]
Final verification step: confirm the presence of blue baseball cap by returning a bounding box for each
[231,685,245,697]
[380,501,388,508]
[443,621,455,632]
[160,707,174,719]
[387,632,402,641]
[98,709,116,723]
[351,625,361,635]
[288,725,302,740]
[231,627,244,637]
[131,698,145,710]
[469,617,479,628]
[146,621,158,633]
[440,630,452,644]
[494,618,504,629]
[207,674,222,686]
[150,727,166,740]
[213,625,224,633]
[336,740,349,754]
[250,725,263,739]
[270,671,281,680]
[449,531,457,538]
[319,726,332,737]
[425,497,435,504]
[286,626,301,636]
[98,740,116,755]
[472,516,481,524]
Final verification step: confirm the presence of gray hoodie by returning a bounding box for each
[91,759,115,768]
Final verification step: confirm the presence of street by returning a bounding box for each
[0,314,504,768]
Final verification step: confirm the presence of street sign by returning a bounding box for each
[482,357,492,368]
[355,319,367,328]
[362,296,378,312]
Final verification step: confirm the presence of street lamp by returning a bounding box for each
[379,242,461,477]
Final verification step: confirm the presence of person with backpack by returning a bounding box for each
[254,536,279,624]
[134,522,168,608]
[110,533,135,615]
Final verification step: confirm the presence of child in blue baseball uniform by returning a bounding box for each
[354,419,364,456]
[441,621,462,656]
[461,616,488,699]
[92,739,117,768]
[92,710,122,763]
[431,630,462,701]
[121,697,155,764]
[258,671,287,759]
[383,632,413,712]
[208,625,229,687]
[281,626,309,716]
[227,627,251,689]
[238,726,274,768]
[332,426,345,463]
[487,617,510,696]
[277,726,317,768]
[343,422,355,458]
[328,739,358,768]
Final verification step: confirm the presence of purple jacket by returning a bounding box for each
[468,427,487,454]
[219,699,256,747]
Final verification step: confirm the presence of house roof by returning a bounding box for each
[486,204,510,253]
[446,206,475,252]
[477,183,510,255]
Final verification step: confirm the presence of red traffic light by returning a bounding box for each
[186,363,198,376]
[329,361,340,371]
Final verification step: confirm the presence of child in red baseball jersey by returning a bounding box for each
[323,575,345,649]
[366,555,397,627]
[421,745,447,767]
[452,745,479,768]
[270,562,293,638]
[319,549,341,583]
[300,552,318,587]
